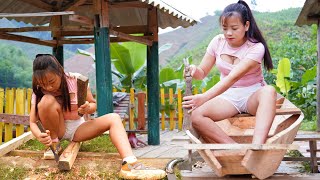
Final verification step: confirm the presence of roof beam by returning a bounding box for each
[0,33,56,47]
[0,11,75,17]
[20,0,54,11]
[110,29,153,46]
[0,25,147,35]
[63,0,88,11]
[110,1,149,8]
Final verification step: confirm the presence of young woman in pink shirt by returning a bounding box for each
[182,0,276,144]
[29,54,165,179]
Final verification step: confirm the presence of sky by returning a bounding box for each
[159,0,305,33]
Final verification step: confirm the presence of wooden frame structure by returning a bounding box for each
[184,98,304,179]
[0,0,196,145]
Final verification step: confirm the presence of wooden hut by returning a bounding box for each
[0,0,197,144]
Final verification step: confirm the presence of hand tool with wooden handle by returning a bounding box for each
[36,120,59,162]
[77,74,89,116]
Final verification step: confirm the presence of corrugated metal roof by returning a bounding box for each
[296,0,320,26]
[0,0,196,28]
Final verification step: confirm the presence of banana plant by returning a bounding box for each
[275,58,291,97]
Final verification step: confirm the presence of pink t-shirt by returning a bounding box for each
[31,73,78,119]
[206,34,265,87]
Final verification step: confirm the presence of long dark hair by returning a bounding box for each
[32,55,71,114]
[219,0,273,70]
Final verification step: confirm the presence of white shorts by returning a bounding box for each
[217,83,263,113]
[62,117,85,141]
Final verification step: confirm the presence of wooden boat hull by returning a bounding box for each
[187,98,304,179]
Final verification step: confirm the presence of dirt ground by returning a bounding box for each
[0,150,172,179]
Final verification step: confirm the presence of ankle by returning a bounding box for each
[122,156,137,164]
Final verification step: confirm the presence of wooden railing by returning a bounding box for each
[0,87,32,143]
[0,87,205,144]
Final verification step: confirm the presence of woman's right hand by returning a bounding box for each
[37,130,52,146]
[184,64,197,77]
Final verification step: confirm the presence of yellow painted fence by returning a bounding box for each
[0,87,204,144]
[0,87,32,144]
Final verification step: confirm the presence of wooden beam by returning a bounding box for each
[20,0,53,11]
[234,108,301,118]
[114,25,148,34]
[0,11,75,18]
[0,26,93,33]
[69,15,94,25]
[58,142,82,170]
[0,33,57,47]
[0,131,34,157]
[110,30,152,46]
[56,0,64,10]
[147,7,158,41]
[110,1,149,8]
[184,143,299,150]
[57,38,94,45]
[0,114,29,126]
[64,0,88,11]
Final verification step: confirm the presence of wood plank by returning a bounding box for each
[295,134,320,141]
[242,149,287,180]
[69,15,94,25]
[184,144,299,150]
[0,114,29,125]
[233,108,301,118]
[64,0,87,11]
[110,30,153,46]
[58,142,82,171]
[110,1,149,8]
[20,0,53,11]
[0,11,75,17]
[0,131,34,157]
[0,33,56,47]
[186,130,223,177]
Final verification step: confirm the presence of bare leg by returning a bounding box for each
[191,97,239,143]
[37,94,65,139]
[247,85,277,144]
[73,113,133,158]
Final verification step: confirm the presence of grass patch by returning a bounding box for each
[19,134,116,153]
[0,167,28,179]
[80,134,117,153]
[299,120,317,131]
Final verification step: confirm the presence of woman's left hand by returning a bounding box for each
[78,101,90,114]
[182,94,207,113]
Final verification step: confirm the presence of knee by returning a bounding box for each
[101,113,122,125]
[190,109,204,129]
[38,94,59,111]
[261,85,277,98]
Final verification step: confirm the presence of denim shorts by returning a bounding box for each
[217,83,263,113]
[62,117,85,141]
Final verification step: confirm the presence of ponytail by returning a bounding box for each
[221,0,273,70]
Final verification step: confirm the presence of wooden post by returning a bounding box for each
[15,88,25,136]
[169,88,175,130]
[178,88,183,130]
[137,92,146,130]
[51,16,64,66]
[4,88,14,142]
[129,88,135,130]
[58,142,82,171]
[0,88,4,143]
[93,0,113,116]
[160,88,165,130]
[147,7,159,145]
[53,45,64,67]
[317,20,320,132]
